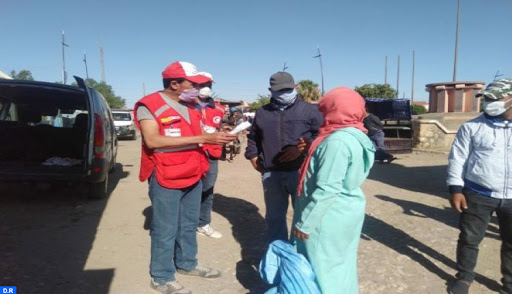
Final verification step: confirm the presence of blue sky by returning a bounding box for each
[2,0,511,107]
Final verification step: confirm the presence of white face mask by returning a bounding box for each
[483,99,512,116]
[198,87,212,99]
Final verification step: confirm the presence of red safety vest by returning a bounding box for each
[134,92,209,189]
[200,101,225,159]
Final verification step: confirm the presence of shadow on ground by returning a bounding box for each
[0,163,128,294]
[375,194,501,239]
[213,193,270,294]
[141,193,270,293]
[368,163,449,199]
[362,210,501,292]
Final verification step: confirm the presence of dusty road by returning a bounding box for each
[0,136,503,293]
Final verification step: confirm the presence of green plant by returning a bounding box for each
[411,104,427,115]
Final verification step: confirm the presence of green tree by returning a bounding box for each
[250,94,271,111]
[10,70,34,80]
[355,83,397,98]
[411,104,427,115]
[297,80,321,103]
[72,78,125,108]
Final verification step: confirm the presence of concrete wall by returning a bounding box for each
[412,112,481,151]
[412,120,456,150]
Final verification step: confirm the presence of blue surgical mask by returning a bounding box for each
[179,88,200,103]
[271,89,297,106]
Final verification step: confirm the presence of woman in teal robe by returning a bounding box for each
[292,87,375,294]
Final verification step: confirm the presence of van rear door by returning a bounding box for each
[73,76,94,170]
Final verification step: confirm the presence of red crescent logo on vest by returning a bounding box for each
[213,116,221,124]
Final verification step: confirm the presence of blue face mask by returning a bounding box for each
[271,89,297,106]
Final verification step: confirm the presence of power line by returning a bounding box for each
[396,55,400,98]
[411,50,415,103]
[83,51,89,81]
[313,46,325,96]
[100,44,105,83]
[453,0,461,82]
[384,56,388,85]
[61,31,69,84]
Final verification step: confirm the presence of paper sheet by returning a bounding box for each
[229,121,251,135]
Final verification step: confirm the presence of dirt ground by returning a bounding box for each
[0,136,503,293]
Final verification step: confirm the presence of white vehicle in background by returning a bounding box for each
[112,109,136,140]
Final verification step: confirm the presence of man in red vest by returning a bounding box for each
[134,61,237,294]
[195,72,226,239]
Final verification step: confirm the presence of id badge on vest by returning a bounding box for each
[165,128,181,137]
[161,116,182,137]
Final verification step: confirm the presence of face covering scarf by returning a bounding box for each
[271,89,297,108]
[179,88,200,103]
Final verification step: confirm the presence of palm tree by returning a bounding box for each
[297,80,321,103]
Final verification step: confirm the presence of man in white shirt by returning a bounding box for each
[447,79,512,294]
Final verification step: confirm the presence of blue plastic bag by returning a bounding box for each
[259,240,321,294]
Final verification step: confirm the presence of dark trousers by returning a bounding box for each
[456,189,512,291]
[262,170,298,243]
[369,131,393,161]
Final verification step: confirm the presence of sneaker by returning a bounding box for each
[447,279,471,294]
[177,265,221,280]
[150,279,191,294]
[196,224,223,239]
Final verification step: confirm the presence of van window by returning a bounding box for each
[0,101,18,121]
[113,112,131,121]
[0,100,87,128]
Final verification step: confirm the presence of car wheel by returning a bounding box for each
[89,174,108,199]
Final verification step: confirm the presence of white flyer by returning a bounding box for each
[229,121,251,135]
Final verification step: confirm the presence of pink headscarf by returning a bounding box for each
[297,87,367,196]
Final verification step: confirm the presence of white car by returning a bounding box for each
[112,110,136,140]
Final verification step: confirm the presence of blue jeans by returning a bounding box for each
[457,189,512,291]
[369,131,393,161]
[199,158,218,227]
[149,174,201,283]
[262,170,299,242]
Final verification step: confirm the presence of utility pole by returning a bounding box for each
[283,61,288,72]
[385,56,388,85]
[453,0,461,82]
[100,44,105,83]
[143,82,146,97]
[83,51,89,81]
[396,55,400,98]
[61,31,69,84]
[313,46,325,95]
[411,50,415,103]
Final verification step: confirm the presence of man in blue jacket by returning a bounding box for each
[447,79,512,294]
[245,72,323,242]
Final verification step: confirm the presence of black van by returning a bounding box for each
[0,77,118,198]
